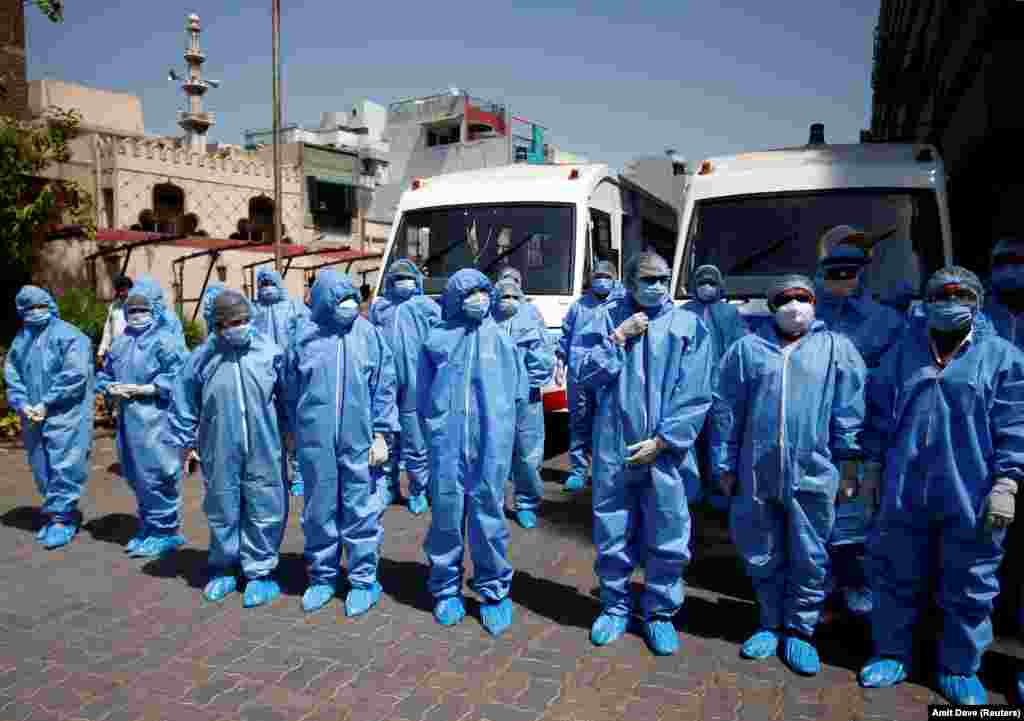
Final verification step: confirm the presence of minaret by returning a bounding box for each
[177,13,214,152]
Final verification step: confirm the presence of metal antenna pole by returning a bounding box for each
[271,0,282,271]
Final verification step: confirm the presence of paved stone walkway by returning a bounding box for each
[0,433,1016,721]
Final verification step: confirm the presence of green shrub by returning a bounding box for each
[181,316,204,350]
[54,286,108,347]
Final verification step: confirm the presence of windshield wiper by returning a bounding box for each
[728,232,797,275]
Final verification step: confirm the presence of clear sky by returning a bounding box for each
[26,0,879,173]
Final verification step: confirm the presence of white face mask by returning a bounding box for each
[774,300,815,336]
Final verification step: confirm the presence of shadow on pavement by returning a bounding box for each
[140,548,309,596]
[510,569,601,630]
[83,512,138,546]
[1,505,42,533]
[377,557,434,614]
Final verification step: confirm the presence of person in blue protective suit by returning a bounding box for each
[289,270,399,615]
[419,269,523,636]
[858,266,1024,706]
[984,236,1024,703]
[167,290,289,608]
[556,261,620,493]
[575,252,713,656]
[681,264,748,509]
[369,258,441,514]
[253,267,309,497]
[496,267,547,329]
[5,286,95,549]
[97,276,187,558]
[492,278,555,529]
[713,274,866,676]
[813,239,907,619]
[879,280,916,316]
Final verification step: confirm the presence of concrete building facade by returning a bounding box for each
[867,0,1024,272]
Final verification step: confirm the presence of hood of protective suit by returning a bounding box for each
[442,268,492,323]
[491,277,524,321]
[383,258,424,298]
[310,269,361,327]
[623,252,673,317]
[497,267,524,288]
[127,275,171,325]
[15,286,60,321]
[256,268,286,297]
[693,264,723,289]
[200,282,226,331]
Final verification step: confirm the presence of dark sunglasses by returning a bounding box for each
[775,291,814,305]
[637,275,670,285]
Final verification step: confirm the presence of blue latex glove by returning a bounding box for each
[515,510,537,529]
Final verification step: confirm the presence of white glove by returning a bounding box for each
[625,437,665,466]
[719,472,738,497]
[133,384,157,397]
[612,313,648,345]
[108,384,133,399]
[24,404,46,423]
[838,460,861,503]
[368,433,389,467]
[554,361,567,387]
[984,478,1017,531]
[861,461,882,510]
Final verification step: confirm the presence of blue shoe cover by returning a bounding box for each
[36,523,50,541]
[590,613,628,646]
[302,584,334,612]
[345,582,382,617]
[1016,670,1024,705]
[243,578,281,608]
[843,586,873,616]
[937,672,987,706]
[125,533,147,553]
[290,483,304,497]
[130,534,185,558]
[42,523,77,549]
[741,629,780,659]
[783,636,821,675]
[408,494,428,515]
[480,598,513,637]
[203,575,237,602]
[433,597,465,626]
[564,475,585,492]
[515,510,537,529]
[859,657,908,688]
[644,620,679,656]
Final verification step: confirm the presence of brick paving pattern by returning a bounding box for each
[0,433,1016,720]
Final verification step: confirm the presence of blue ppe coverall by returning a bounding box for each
[419,269,524,603]
[558,261,622,486]
[97,276,187,536]
[289,270,398,590]
[5,286,95,524]
[253,268,309,490]
[575,287,714,620]
[815,272,907,602]
[168,300,289,581]
[369,259,441,501]
[712,320,866,638]
[682,264,748,505]
[865,315,1024,674]
[492,278,555,512]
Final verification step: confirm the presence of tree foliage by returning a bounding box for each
[29,0,64,23]
[0,106,95,275]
